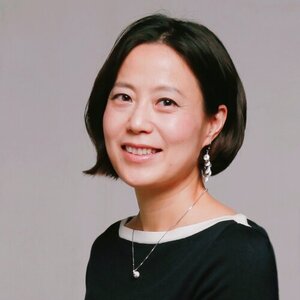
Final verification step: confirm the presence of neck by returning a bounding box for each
[133,171,207,231]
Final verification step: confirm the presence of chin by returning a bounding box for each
[119,171,182,191]
[119,175,158,189]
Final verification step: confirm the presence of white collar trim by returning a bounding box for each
[119,213,250,244]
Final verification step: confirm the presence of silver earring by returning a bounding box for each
[202,146,212,183]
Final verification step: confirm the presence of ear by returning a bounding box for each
[204,105,227,146]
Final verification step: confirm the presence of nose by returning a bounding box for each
[126,103,153,134]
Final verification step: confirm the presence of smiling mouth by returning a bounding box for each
[122,145,162,156]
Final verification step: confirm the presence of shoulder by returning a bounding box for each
[215,218,274,253]
[202,219,279,299]
[211,218,277,265]
[90,219,123,252]
[211,219,278,293]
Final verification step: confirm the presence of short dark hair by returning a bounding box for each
[84,14,247,178]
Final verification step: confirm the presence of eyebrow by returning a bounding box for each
[113,81,184,97]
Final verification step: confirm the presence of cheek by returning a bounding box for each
[161,114,205,146]
[102,107,124,169]
[102,107,112,140]
[103,105,122,143]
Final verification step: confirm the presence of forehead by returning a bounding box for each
[115,43,201,95]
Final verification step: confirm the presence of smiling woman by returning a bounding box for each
[103,43,221,188]
[83,14,279,299]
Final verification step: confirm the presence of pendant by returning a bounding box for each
[133,270,140,278]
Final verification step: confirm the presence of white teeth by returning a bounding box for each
[125,146,156,155]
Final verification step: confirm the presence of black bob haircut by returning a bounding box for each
[84,14,246,178]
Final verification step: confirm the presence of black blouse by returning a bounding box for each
[85,216,279,299]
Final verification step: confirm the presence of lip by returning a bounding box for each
[121,143,162,150]
[121,143,162,163]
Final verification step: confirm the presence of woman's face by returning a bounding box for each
[103,43,212,189]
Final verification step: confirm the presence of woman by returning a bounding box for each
[84,14,279,299]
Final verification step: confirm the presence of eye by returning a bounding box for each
[111,93,132,102]
[157,98,178,107]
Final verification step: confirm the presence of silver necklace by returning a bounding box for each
[131,188,208,279]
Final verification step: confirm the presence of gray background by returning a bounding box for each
[1,0,299,299]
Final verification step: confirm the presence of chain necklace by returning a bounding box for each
[131,188,208,279]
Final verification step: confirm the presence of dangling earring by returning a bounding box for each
[202,146,212,183]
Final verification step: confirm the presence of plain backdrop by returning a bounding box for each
[1,0,299,299]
